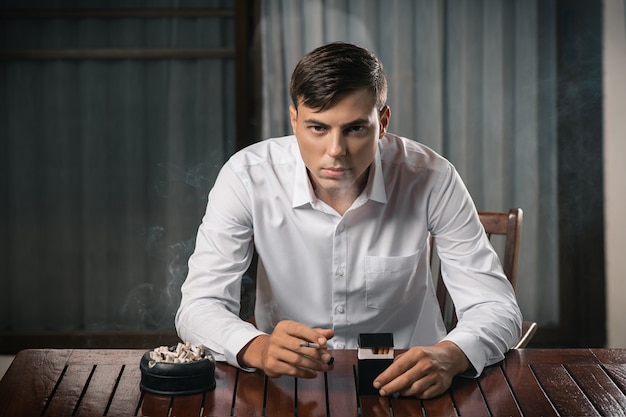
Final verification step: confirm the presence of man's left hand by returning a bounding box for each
[372,340,470,399]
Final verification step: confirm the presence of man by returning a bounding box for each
[176,42,522,399]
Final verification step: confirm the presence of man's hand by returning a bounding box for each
[237,320,334,378]
[373,340,470,399]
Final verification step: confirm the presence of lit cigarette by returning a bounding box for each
[299,342,335,365]
[299,342,321,349]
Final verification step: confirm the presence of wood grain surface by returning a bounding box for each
[0,348,624,416]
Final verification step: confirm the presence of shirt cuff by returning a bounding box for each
[441,332,486,377]
[223,326,267,371]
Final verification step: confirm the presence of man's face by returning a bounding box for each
[289,89,390,200]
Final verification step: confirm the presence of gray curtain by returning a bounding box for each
[258,0,558,325]
[0,1,235,332]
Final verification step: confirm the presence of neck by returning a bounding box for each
[310,167,370,215]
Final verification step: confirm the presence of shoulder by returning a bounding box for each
[227,135,298,168]
[379,133,450,173]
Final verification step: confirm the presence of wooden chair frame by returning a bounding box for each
[432,208,537,349]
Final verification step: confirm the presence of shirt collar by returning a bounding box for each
[292,146,315,208]
[291,141,388,208]
[367,144,388,204]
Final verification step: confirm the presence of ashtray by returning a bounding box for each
[139,343,216,396]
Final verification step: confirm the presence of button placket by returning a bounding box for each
[332,220,348,331]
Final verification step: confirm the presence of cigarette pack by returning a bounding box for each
[357,333,394,395]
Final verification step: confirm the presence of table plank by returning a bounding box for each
[567,363,626,417]
[450,375,490,416]
[0,349,71,416]
[501,360,558,416]
[140,393,172,417]
[326,351,358,417]
[68,348,144,365]
[506,348,598,365]
[202,362,238,416]
[591,348,626,364]
[295,374,329,417]
[73,349,145,416]
[532,364,600,416]
[73,364,122,416]
[389,397,424,417]
[106,363,143,416]
[265,375,295,416]
[170,393,204,416]
[43,363,93,416]
[232,370,265,416]
[604,364,626,392]
[421,392,456,417]
[360,395,392,417]
[477,364,522,416]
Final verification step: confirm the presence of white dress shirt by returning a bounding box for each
[176,134,522,376]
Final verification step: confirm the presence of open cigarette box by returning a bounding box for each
[357,333,394,395]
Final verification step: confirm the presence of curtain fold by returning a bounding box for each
[258,0,558,325]
[1,1,236,333]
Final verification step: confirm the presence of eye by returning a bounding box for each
[345,126,367,135]
[308,125,327,134]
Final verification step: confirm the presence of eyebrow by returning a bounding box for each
[303,117,371,129]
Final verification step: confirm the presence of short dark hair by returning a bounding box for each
[289,42,388,111]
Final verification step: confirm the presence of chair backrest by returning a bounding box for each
[433,208,523,330]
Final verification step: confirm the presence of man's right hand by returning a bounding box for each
[237,320,334,378]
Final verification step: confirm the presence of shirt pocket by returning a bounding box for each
[364,251,421,309]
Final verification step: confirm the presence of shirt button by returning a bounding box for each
[337,223,345,232]
[336,267,344,277]
[335,305,345,314]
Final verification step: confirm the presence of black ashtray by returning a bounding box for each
[139,349,216,396]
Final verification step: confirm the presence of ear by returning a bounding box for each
[378,106,391,138]
[289,105,298,134]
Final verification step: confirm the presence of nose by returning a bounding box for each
[327,131,347,158]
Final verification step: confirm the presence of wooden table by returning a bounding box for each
[0,348,625,416]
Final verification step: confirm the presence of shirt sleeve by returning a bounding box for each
[427,163,523,376]
[175,162,265,369]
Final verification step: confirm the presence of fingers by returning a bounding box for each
[298,342,333,365]
[277,320,330,347]
[262,346,327,378]
[376,366,443,399]
[262,320,334,378]
[374,351,422,389]
[373,346,459,399]
[395,372,444,398]
[314,327,335,341]
[374,354,427,396]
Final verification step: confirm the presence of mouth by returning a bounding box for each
[322,167,349,178]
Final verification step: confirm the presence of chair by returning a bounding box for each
[432,208,537,349]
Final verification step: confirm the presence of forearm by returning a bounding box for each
[434,340,471,376]
[444,302,522,376]
[175,299,265,367]
[237,334,270,369]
